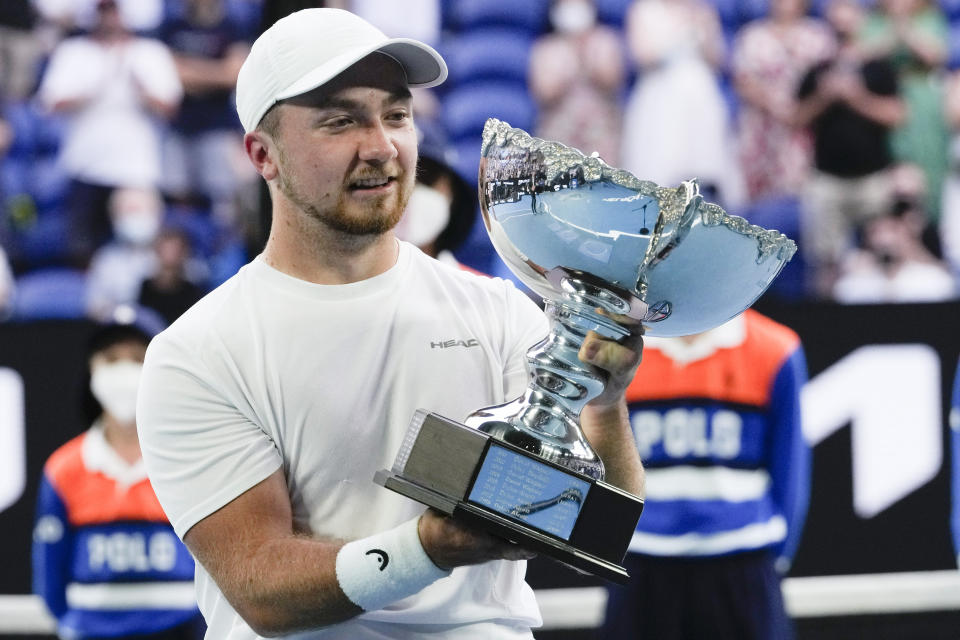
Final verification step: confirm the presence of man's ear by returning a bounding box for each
[244,130,280,181]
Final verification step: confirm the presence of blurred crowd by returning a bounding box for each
[1,0,959,329]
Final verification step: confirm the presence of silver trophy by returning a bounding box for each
[463,118,797,480]
[377,119,796,581]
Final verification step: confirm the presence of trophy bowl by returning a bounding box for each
[463,119,797,479]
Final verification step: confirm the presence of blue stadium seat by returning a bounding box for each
[453,200,498,275]
[225,0,264,40]
[165,205,218,258]
[737,0,770,25]
[208,237,248,287]
[3,101,37,158]
[719,73,741,123]
[739,195,805,300]
[11,268,88,320]
[450,137,482,188]
[949,23,960,69]
[445,0,549,33]
[808,0,831,17]
[32,110,67,156]
[714,0,741,30]
[0,157,30,200]
[595,0,633,27]
[440,28,534,85]
[11,209,72,269]
[940,0,960,22]
[29,157,69,213]
[442,81,536,142]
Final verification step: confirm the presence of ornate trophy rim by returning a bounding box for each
[480,118,797,264]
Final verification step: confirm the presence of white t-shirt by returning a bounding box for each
[137,242,548,639]
[39,36,182,187]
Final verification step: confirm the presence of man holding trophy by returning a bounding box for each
[136,8,647,640]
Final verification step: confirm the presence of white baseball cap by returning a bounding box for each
[236,8,448,133]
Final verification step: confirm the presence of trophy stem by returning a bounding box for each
[465,282,633,480]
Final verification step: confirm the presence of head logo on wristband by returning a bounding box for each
[336,517,451,611]
[366,549,389,571]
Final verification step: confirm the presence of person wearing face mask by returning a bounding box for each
[393,123,477,270]
[32,318,203,640]
[86,187,208,321]
[528,0,626,165]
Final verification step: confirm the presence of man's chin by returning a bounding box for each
[325,207,404,237]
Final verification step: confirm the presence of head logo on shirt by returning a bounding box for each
[430,339,479,350]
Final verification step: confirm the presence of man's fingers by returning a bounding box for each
[420,509,537,566]
[594,307,646,333]
[498,541,537,562]
[579,330,643,377]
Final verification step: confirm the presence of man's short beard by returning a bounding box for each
[276,157,410,237]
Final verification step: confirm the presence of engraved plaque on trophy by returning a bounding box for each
[376,119,797,583]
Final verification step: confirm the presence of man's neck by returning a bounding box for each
[261,202,399,285]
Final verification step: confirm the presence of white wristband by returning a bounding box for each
[335,516,451,612]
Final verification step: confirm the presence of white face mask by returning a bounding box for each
[550,0,597,34]
[394,184,451,248]
[90,360,142,424]
[114,212,161,245]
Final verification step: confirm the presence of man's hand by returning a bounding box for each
[578,309,645,408]
[575,309,646,496]
[418,508,535,570]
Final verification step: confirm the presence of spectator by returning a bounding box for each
[85,187,164,320]
[620,0,744,207]
[394,123,476,268]
[38,0,182,265]
[601,309,809,640]
[0,245,15,316]
[528,0,627,165]
[834,164,956,302]
[348,0,441,46]
[0,1,43,100]
[732,0,834,202]
[33,0,165,35]
[941,70,960,280]
[951,357,960,570]
[794,0,905,298]
[860,0,949,220]
[32,318,203,640]
[159,0,254,223]
[137,227,205,325]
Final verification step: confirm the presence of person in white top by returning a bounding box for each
[136,9,645,639]
[38,0,182,262]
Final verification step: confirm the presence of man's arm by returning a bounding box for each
[577,322,645,496]
[184,468,533,637]
[182,469,353,636]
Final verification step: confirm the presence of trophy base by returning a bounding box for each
[375,411,644,584]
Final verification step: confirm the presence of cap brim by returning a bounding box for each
[276,37,447,103]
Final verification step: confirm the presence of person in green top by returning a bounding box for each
[859,0,949,220]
